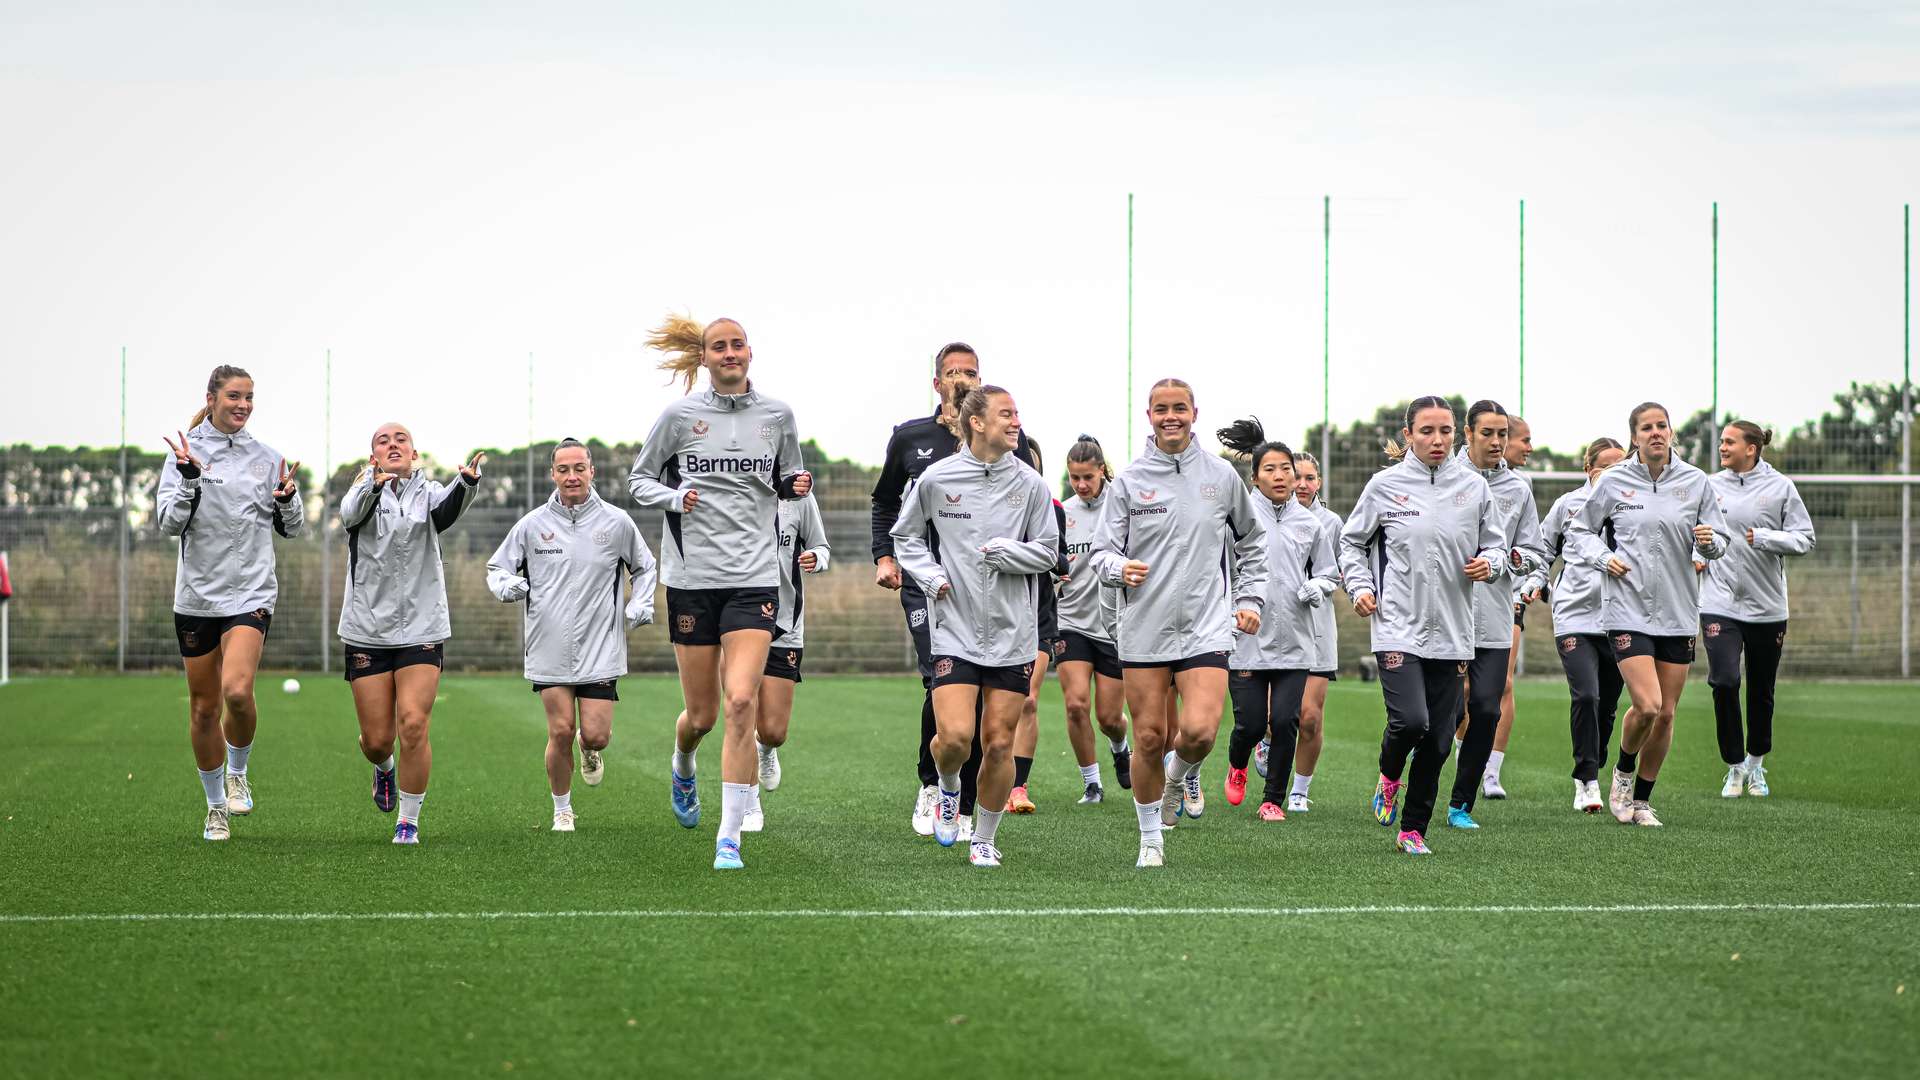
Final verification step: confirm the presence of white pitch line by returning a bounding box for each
[1,901,1916,926]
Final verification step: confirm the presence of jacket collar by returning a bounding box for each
[1141,435,1205,470]
[1720,459,1775,485]
[701,383,760,411]
[1399,449,1459,481]
[957,442,1020,477]
[191,418,254,445]
[546,488,603,522]
[1455,446,1505,479]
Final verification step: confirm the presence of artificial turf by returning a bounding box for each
[1,673,1915,1078]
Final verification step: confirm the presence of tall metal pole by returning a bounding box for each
[1519,199,1526,414]
[118,346,128,672]
[1321,194,1331,471]
[1712,202,1720,437]
[527,351,536,511]
[1902,202,1911,678]
[1126,194,1135,450]
[320,348,332,675]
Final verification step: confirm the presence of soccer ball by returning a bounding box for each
[282,678,301,695]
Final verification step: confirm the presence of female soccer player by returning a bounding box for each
[1057,436,1132,803]
[629,314,810,870]
[1216,419,1337,821]
[337,423,483,845]
[1444,401,1545,830]
[749,489,832,831]
[1568,402,1729,827]
[1480,413,1537,799]
[156,365,303,841]
[1090,378,1269,868]
[1701,420,1814,798]
[1339,396,1508,855]
[890,386,1060,868]
[1536,437,1627,812]
[1007,437,1070,815]
[1255,450,1343,813]
[486,439,658,833]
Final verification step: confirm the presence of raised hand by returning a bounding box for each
[368,453,398,489]
[460,451,487,483]
[161,431,203,473]
[274,460,300,500]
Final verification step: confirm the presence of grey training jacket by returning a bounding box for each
[890,446,1060,668]
[1337,452,1510,662]
[1460,450,1548,649]
[486,490,659,685]
[1699,461,1815,623]
[1567,454,1730,638]
[1059,488,1120,642]
[1089,438,1270,664]
[773,493,832,649]
[1231,495,1338,671]
[337,468,480,648]
[156,420,305,617]
[1304,499,1344,672]
[627,385,806,591]
[1540,483,1609,637]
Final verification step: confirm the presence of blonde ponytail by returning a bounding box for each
[646,313,708,393]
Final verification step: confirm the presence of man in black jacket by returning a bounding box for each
[870,342,1034,838]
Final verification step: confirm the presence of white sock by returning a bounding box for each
[751,784,763,812]
[398,789,424,825]
[1079,762,1101,785]
[1743,754,1763,770]
[1292,772,1313,797]
[719,781,753,844]
[1452,737,1463,753]
[375,754,395,774]
[552,791,571,814]
[975,806,1004,846]
[1169,752,1200,781]
[672,746,696,779]
[1134,798,1163,843]
[1486,750,1506,779]
[937,769,961,794]
[1109,736,1130,754]
[757,741,774,759]
[198,765,227,809]
[225,741,252,776]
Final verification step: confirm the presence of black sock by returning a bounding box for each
[1616,749,1638,775]
[1014,756,1033,789]
[1633,775,1656,801]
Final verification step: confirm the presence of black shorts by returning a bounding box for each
[1609,630,1696,666]
[1042,636,1065,665]
[1058,631,1123,680]
[1309,669,1338,682]
[174,610,271,658]
[532,679,619,701]
[343,642,446,682]
[764,646,805,684]
[931,655,1033,694]
[667,586,779,646]
[1123,651,1231,674]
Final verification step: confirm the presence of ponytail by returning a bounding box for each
[1216,416,1292,473]
[1728,419,1773,452]
[647,314,746,393]
[190,365,252,429]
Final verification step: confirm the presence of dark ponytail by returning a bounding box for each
[1216,417,1293,474]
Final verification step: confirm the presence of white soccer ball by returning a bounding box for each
[282,678,302,695]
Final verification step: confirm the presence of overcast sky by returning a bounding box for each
[3,1,1916,476]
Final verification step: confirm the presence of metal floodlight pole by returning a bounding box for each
[320,348,332,675]
[1896,200,1912,672]
[2,550,10,685]
[527,352,536,512]
[118,346,128,673]
[1321,194,1331,471]
[1519,198,1526,415]
[1712,202,1720,437]
[1127,194,1135,450]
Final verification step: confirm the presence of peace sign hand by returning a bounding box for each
[161,431,204,476]
[367,453,399,489]
[274,460,300,501]
[459,451,486,484]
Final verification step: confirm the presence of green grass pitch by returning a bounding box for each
[1,673,1915,1077]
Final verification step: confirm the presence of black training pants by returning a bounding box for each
[1555,632,1623,782]
[1376,652,1465,837]
[1449,646,1512,812]
[1702,615,1787,764]
[1227,669,1310,806]
[904,581,984,811]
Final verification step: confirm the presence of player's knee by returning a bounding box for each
[188,695,222,728]
[981,729,1013,761]
[683,706,717,736]
[756,722,787,748]
[548,721,575,746]
[1297,713,1323,740]
[1063,694,1091,723]
[396,712,430,748]
[219,681,253,716]
[1133,726,1166,759]
[1708,669,1741,692]
[723,691,756,724]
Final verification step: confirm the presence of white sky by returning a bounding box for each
[3,1,1916,474]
